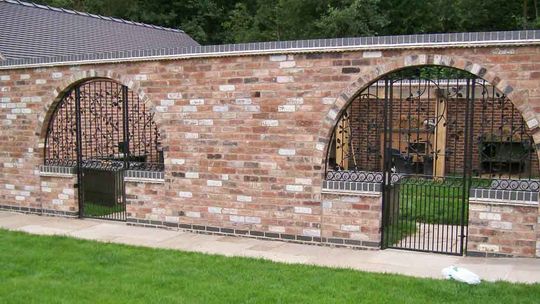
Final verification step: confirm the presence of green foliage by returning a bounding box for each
[34,0,540,44]
[315,0,389,37]
[83,201,124,217]
[2,229,540,303]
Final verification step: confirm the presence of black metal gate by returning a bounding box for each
[326,67,537,255]
[45,79,163,221]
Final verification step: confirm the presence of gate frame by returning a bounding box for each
[378,76,478,255]
[58,82,132,220]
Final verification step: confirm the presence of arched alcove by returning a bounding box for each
[323,66,539,255]
[43,78,164,220]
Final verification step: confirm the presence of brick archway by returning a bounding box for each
[35,70,166,165]
[316,53,540,256]
[316,53,539,170]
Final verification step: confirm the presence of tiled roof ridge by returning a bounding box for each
[1,0,186,33]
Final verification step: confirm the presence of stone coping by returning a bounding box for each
[124,170,165,183]
[38,165,76,177]
[322,180,382,195]
[469,188,539,206]
[469,197,538,207]
[2,30,540,69]
[124,177,165,184]
[38,165,164,183]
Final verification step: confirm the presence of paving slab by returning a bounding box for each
[0,211,15,218]
[156,234,216,251]
[18,224,74,236]
[69,222,179,242]
[1,211,539,284]
[0,212,55,229]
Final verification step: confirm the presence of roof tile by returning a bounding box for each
[0,0,199,61]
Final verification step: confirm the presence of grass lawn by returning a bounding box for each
[383,220,417,246]
[398,181,465,225]
[383,179,465,246]
[383,177,493,246]
[1,230,539,303]
[83,201,124,217]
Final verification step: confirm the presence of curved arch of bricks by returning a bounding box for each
[35,69,166,163]
[316,53,540,173]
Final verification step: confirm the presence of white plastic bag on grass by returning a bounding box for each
[442,266,481,285]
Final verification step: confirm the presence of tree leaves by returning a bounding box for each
[35,0,540,45]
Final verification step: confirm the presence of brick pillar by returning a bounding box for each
[39,175,78,216]
[321,192,382,248]
[468,199,538,258]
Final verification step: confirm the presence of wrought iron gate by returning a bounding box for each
[45,79,163,221]
[326,67,537,255]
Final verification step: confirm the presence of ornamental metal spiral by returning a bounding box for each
[44,79,164,172]
[325,68,539,191]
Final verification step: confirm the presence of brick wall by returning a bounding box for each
[468,199,538,257]
[321,193,382,247]
[1,46,540,252]
[125,180,168,220]
[39,175,78,213]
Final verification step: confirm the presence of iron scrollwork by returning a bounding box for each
[325,68,539,191]
[44,79,164,172]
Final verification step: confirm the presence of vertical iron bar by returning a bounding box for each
[74,86,84,218]
[389,78,396,249]
[122,85,130,221]
[481,82,486,177]
[381,77,391,248]
[463,79,475,254]
[459,78,474,255]
[388,79,399,248]
[123,85,130,169]
[427,80,434,252]
[397,76,406,248]
[366,88,371,169]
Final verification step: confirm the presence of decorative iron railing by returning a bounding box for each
[325,68,539,192]
[44,79,164,173]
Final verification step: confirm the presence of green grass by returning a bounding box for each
[395,177,494,225]
[384,179,466,246]
[398,180,465,225]
[1,229,539,303]
[384,178,494,245]
[83,201,124,217]
[383,220,417,246]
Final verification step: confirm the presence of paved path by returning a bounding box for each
[1,211,539,284]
